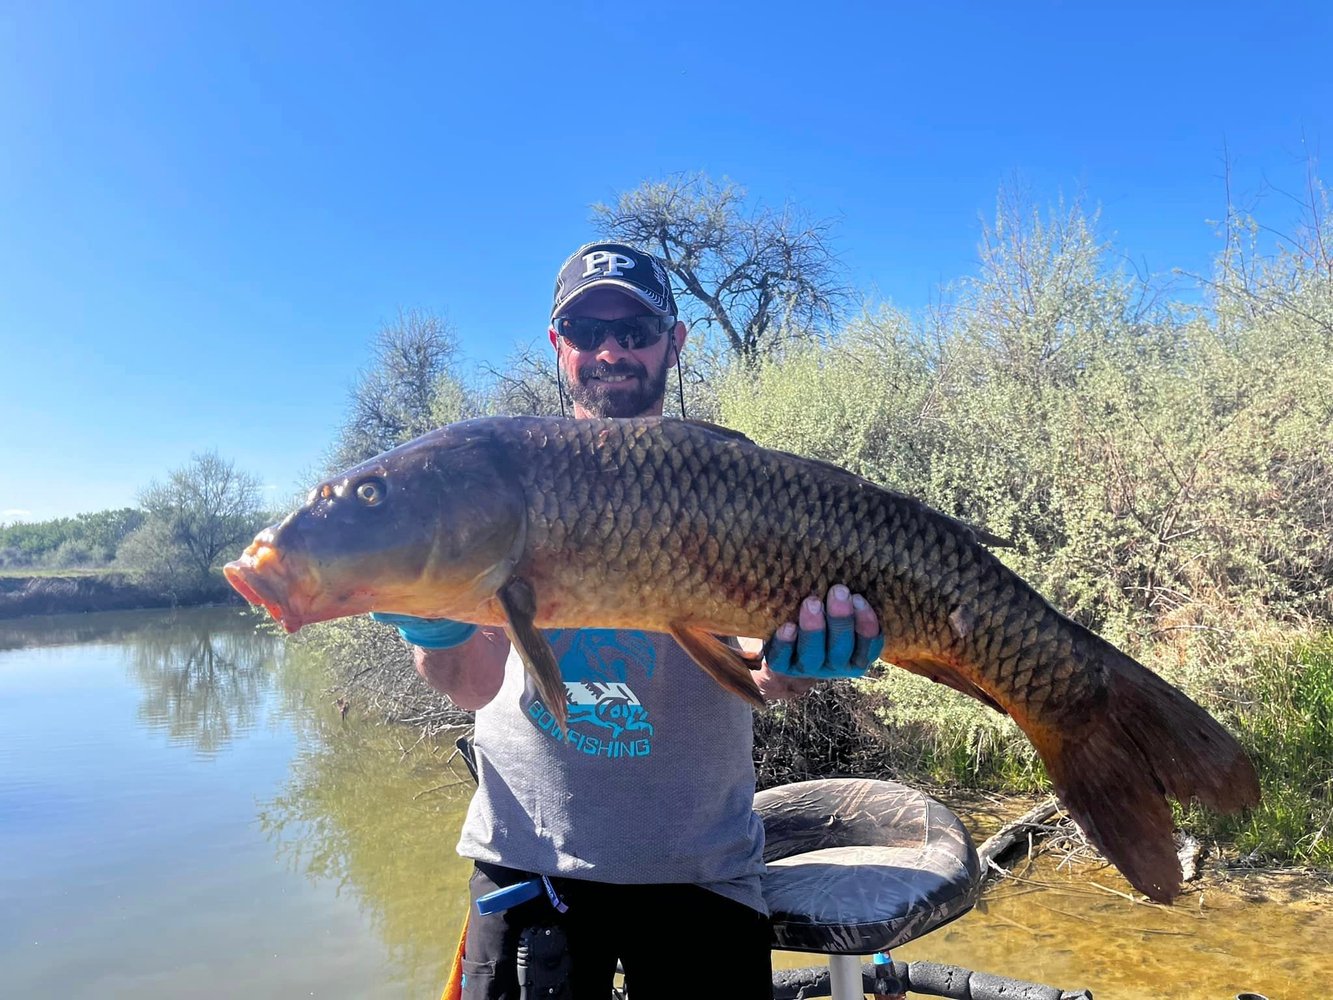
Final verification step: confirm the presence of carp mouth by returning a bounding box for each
[224,541,309,633]
[224,538,378,632]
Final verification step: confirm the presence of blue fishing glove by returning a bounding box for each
[764,598,884,679]
[369,612,477,650]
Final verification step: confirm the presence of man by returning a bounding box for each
[375,241,882,999]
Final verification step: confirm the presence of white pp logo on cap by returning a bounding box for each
[582,250,635,278]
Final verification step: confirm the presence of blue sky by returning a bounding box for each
[2,1,1330,524]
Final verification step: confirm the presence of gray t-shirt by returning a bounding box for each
[456,628,767,914]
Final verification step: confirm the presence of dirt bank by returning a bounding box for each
[0,574,242,619]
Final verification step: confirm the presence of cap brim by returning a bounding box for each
[551,279,672,318]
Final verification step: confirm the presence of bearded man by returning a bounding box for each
[374,241,882,999]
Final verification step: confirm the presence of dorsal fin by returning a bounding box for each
[680,418,755,444]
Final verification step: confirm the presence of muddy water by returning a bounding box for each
[834,865,1328,999]
[773,796,1331,999]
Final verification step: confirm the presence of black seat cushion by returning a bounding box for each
[756,777,981,955]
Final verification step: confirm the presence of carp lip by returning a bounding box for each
[223,559,302,633]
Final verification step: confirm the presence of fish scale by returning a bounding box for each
[225,413,1260,904]
[519,418,1100,714]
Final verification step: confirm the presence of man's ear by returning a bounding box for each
[670,319,687,360]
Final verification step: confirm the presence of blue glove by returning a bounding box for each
[369,612,477,650]
[764,601,884,679]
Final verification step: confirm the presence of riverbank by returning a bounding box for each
[0,572,242,619]
[948,788,1333,904]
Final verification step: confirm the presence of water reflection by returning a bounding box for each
[124,615,278,754]
[0,607,359,1000]
[0,605,245,652]
[259,647,476,995]
[0,607,281,754]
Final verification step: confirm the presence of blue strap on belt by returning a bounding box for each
[475,876,568,915]
[475,880,541,915]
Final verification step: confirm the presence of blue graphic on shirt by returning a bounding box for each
[524,629,657,758]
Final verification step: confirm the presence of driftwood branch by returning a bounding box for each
[977,798,1062,885]
[977,800,1206,892]
[1176,832,1203,883]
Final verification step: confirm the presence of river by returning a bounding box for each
[1,607,1327,999]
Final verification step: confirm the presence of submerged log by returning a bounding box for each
[976,798,1206,892]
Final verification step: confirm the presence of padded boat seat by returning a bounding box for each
[756,777,981,955]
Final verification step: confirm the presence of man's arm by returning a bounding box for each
[412,627,511,710]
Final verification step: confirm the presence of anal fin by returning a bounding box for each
[668,624,765,709]
[892,655,1008,714]
[496,577,568,728]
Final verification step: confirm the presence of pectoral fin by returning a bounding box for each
[668,625,766,709]
[496,577,568,728]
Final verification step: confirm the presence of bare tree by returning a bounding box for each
[119,452,265,596]
[329,310,476,470]
[481,340,563,416]
[592,173,848,366]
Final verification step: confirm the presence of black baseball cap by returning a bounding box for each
[551,241,678,319]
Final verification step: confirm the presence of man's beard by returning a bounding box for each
[566,356,671,418]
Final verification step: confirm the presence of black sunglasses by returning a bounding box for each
[553,314,674,352]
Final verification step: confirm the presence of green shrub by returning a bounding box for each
[731,191,1332,866]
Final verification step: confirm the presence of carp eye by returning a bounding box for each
[354,477,387,507]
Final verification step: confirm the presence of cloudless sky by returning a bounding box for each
[2,1,1330,523]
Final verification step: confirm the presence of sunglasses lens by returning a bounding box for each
[554,317,600,351]
[555,316,670,351]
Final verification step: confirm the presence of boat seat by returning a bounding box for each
[756,777,982,955]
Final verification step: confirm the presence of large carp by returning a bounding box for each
[225,415,1259,903]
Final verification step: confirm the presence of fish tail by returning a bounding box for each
[1033,637,1260,903]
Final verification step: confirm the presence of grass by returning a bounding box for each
[1200,635,1333,867]
[863,670,1045,792]
[860,632,1333,869]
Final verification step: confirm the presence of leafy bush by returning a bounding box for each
[116,452,267,601]
[718,193,1332,670]
[720,189,1332,865]
[0,508,144,569]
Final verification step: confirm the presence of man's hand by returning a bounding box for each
[753,585,883,701]
[369,612,508,709]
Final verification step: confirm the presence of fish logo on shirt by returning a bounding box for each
[565,680,653,738]
[535,629,657,747]
[552,629,656,684]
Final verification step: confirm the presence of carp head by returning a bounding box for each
[224,424,525,633]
